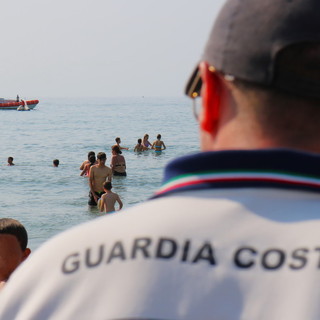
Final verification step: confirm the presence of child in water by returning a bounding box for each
[98,182,123,213]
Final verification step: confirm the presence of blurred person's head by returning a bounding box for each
[0,218,31,283]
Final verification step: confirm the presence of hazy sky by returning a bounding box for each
[1,0,225,98]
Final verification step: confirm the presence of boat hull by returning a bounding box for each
[0,100,39,110]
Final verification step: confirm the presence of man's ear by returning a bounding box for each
[22,248,31,262]
[199,62,221,136]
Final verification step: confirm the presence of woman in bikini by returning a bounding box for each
[110,145,127,176]
[142,134,152,149]
[152,134,166,152]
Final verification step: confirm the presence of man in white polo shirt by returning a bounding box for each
[1,0,320,319]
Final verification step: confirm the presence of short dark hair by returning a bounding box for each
[157,134,161,139]
[53,159,59,166]
[97,152,106,160]
[0,218,28,251]
[138,138,142,144]
[103,181,112,190]
[8,157,13,161]
[115,137,120,143]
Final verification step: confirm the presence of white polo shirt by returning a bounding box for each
[1,149,320,320]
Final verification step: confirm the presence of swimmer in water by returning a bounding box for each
[134,139,147,152]
[113,137,129,151]
[7,157,14,166]
[142,134,152,149]
[53,159,59,167]
[152,134,166,152]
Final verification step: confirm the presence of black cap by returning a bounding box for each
[186,0,320,99]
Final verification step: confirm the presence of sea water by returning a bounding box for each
[0,97,199,250]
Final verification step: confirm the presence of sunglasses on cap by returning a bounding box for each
[185,64,235,99]
[185,66,202,99]
[185,65,219,120]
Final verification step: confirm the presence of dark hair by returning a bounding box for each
[88,155,96,165]
[112,145,122,154]
[53,159,59,166]
[138,138,142,144]
[97,152,106,160]
[0,218,28,251]
[157,134,161,139]
[87,151,95,159]
[115,137,120,143]
[103,181,112,190]
[8,157,13,161]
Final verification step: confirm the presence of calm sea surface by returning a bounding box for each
[0,97,199,250]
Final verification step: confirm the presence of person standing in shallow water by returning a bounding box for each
[113,137,129,151]
[80,154,96,177]
[152,134,166,152]
[80,151,96,170]
[142,134,152,149]
[111,145,127,176]
[134,138,146,152]
[88,152,112,206]
[98,182,123,213]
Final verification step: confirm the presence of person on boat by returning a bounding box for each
[134,138,147,152]
[53,159,59,167]
[0,218,31,290]
[79,151,96,170]
[7,157,14,166]
[142,134,152,149]
[88,152,112,206]
[98,182,123,213]
[111,146,127,176]
[152,134,166,152]
[16,95,19,102]
[80,154,96,177]
[113,137,129,151]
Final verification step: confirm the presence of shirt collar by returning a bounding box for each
[152,149,320,199]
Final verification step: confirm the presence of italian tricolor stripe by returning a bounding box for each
[155,171,320,196]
